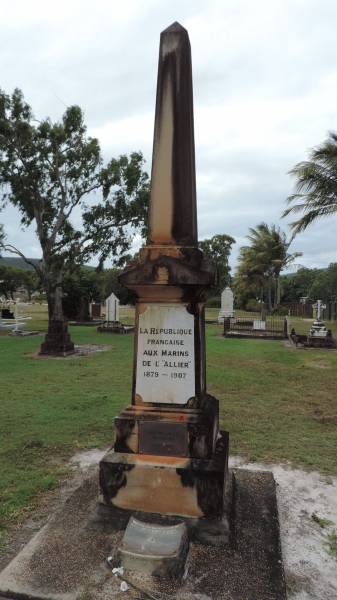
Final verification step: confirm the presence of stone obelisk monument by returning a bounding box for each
[100,22,229,534]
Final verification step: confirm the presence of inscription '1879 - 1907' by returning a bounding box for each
[135,304,195,404]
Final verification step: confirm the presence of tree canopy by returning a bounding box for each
[234,223,301,310]
[280,267,322,303]
[0,264,38,300]
[0,88,149,328]
[199,233,235,295]
[284,131,337,235]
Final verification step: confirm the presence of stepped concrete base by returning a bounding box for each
[99,431,229,523]
[39,320,75,356]
[0,468,286,600]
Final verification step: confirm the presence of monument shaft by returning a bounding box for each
[149,22,197,246]
[99,23,229,526]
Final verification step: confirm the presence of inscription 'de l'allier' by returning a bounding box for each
[135,304,195,404]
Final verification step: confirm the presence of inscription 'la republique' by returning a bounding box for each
[139,327,192,335]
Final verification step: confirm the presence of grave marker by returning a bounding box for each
[218,286,234,323]
[105,292,120,323]
[99,22,229,536]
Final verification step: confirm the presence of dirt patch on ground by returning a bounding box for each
[230,456,337,600]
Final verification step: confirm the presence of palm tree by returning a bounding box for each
[284,132,337,235]
[236,223,301,310]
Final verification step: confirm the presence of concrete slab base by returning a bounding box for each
[0,469,286,600]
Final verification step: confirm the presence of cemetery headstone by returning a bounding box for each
[90,302,102,319]
[105,292,120,323]
[218,286,234,323]
[310,299,328,338]
[39,288,74,355]
[253,319,266,330]
[99,22,229,543]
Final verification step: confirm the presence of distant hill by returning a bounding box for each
[0,256,41,270]
[0,256,96,271]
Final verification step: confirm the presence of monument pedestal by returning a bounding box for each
[39,319,75,356]
[100,431,228,520]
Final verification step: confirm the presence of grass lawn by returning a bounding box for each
[0,306,337,544]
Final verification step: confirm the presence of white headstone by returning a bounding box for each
[310,299,328,337]
[106,292,120,322]
[313,299,326,321]
[218,286,234,323]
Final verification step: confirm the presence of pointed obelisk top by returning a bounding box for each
[162,21,187,33]
[148,22,198,246]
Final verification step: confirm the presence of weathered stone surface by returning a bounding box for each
[114,404,219,459]
[39,320,75,356]
[118,517,188,577]
[99,431,228,521]
[100,22,228,528]
[149,22,197,246]
[0,468,286,599]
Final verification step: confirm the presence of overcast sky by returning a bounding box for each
[1,0,337,272]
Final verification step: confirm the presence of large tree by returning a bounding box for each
[309,263,337,301]
[199,234,235,295]
[234,223,301,310]
[284,132,337,234]
[0,89,149,352]
[0,265,39,300]
[280,267,323,303]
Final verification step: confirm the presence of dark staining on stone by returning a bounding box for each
[150,22,197,246]
[120,252,215,291]
[114,438,135,454]
[114,418,136,454]
[99,461,134,504]
[176,432,229,519]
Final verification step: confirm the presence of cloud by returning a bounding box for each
[1,0,337,273]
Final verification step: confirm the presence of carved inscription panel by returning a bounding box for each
[136,304,195,404]
[139,421,188,456]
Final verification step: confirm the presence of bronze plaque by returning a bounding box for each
[139,421,188,457]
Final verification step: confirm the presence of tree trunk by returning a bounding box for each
[276,277,281,307]
[78,297,90,321]
[52,284,64,321]
[268,279,272,312]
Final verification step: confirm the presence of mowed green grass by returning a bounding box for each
[0,308,336,542]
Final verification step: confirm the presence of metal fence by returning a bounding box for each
[224,316,288,339]
[285,300,337,321]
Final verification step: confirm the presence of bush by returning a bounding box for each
[271,306,289,316]
[245,299,262,313]
[205,295,221,308]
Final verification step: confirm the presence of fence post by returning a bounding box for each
[283,317,288,338]
[223,317,230,336]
